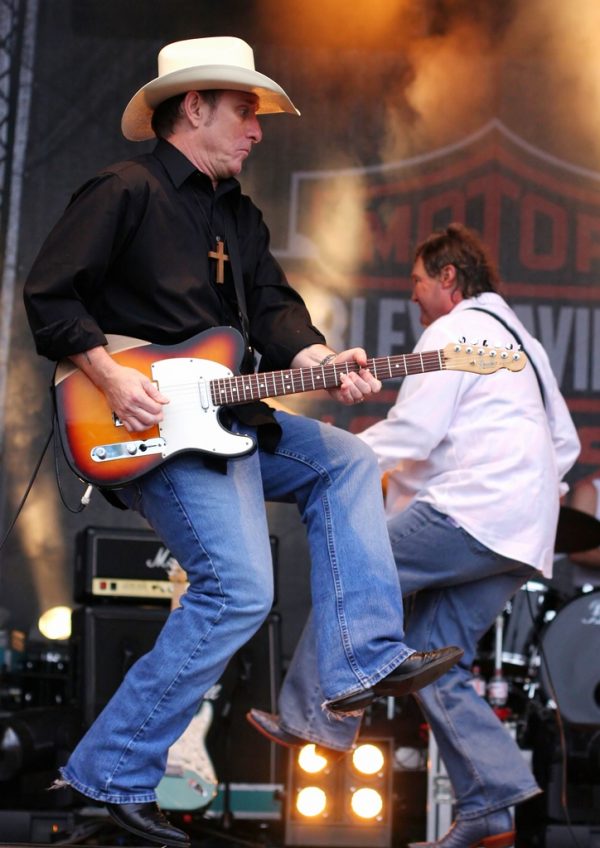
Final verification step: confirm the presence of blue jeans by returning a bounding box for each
[276,501,542,819]
[60,412,412,803]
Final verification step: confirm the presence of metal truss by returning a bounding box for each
[0,0,38,467]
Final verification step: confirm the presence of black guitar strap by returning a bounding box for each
[220,208,251,356]
[467,307,546,408]
[219,201,282,450]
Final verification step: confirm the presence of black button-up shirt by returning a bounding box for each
[24,139,325,372]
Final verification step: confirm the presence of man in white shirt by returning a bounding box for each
[248,224,581,848]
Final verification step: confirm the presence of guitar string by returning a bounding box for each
[150,345,516,412]
[156,349,484,405]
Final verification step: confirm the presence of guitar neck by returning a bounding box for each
[210,350,445,406]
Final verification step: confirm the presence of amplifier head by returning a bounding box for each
[74,526,176,604]
[74,527,279,605]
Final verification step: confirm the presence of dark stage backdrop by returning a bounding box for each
[1,0,599,659]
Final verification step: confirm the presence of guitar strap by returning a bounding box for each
[219,201,282,451]
[220,206,251,357]
[467,307,546,408]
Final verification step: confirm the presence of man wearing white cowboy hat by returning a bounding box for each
[24,36,461,847]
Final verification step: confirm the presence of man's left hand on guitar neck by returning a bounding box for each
[290,344,382,406]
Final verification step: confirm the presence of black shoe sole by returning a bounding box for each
[375,650,463,697]
[329,649,463,713]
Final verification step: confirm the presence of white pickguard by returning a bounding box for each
[157,700,218,811]
[151,357,255,458]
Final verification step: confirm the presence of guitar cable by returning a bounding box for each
[51,411,94,514]
[0,424,53,554]
[525,587,583,848]
[0,411,92,555]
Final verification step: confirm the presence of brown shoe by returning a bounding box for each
[407,807,514,847]
[246,709,346,761]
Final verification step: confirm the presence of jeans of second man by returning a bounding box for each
[60,412,413,803]
[277,501,542,818]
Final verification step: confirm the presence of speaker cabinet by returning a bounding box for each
[206,612,283,784]
[71,606,283,784]
[71,605,169,726]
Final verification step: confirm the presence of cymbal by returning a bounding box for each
[555,505,600,553]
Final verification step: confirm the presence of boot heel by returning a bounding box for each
[481,831,515,848]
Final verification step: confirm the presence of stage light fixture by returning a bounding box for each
[285,737,393,847]
[37,606,72,641]
[352,742,385,775]
[298,743,328,774]
[296,785,328,817]
[350,786,383,819]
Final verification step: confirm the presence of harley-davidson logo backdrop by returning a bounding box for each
[274,120,600,481]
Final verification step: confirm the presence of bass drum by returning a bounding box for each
[502,580,550,670]
[539,591,600,727]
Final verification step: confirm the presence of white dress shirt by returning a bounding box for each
[359,292,580,577]
[594,480,600,521]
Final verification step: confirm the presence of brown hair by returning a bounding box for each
[414,223,500,298]
[151,90,223,139]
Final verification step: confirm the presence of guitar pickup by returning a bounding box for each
[91,438,166,462]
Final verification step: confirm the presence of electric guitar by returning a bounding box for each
[156,563,219,811]
[156,699,218,811]
[53,326,527,488]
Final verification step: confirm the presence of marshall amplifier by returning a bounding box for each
[74,526,279,605]
[74,526,176,604]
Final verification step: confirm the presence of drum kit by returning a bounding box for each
[479,504,600,831]
[484,505,600,728]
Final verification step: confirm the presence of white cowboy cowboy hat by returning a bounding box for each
[122,36,300,141]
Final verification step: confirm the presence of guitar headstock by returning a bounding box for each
[442,342,528,374]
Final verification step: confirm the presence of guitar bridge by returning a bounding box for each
[91,438,166,463]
